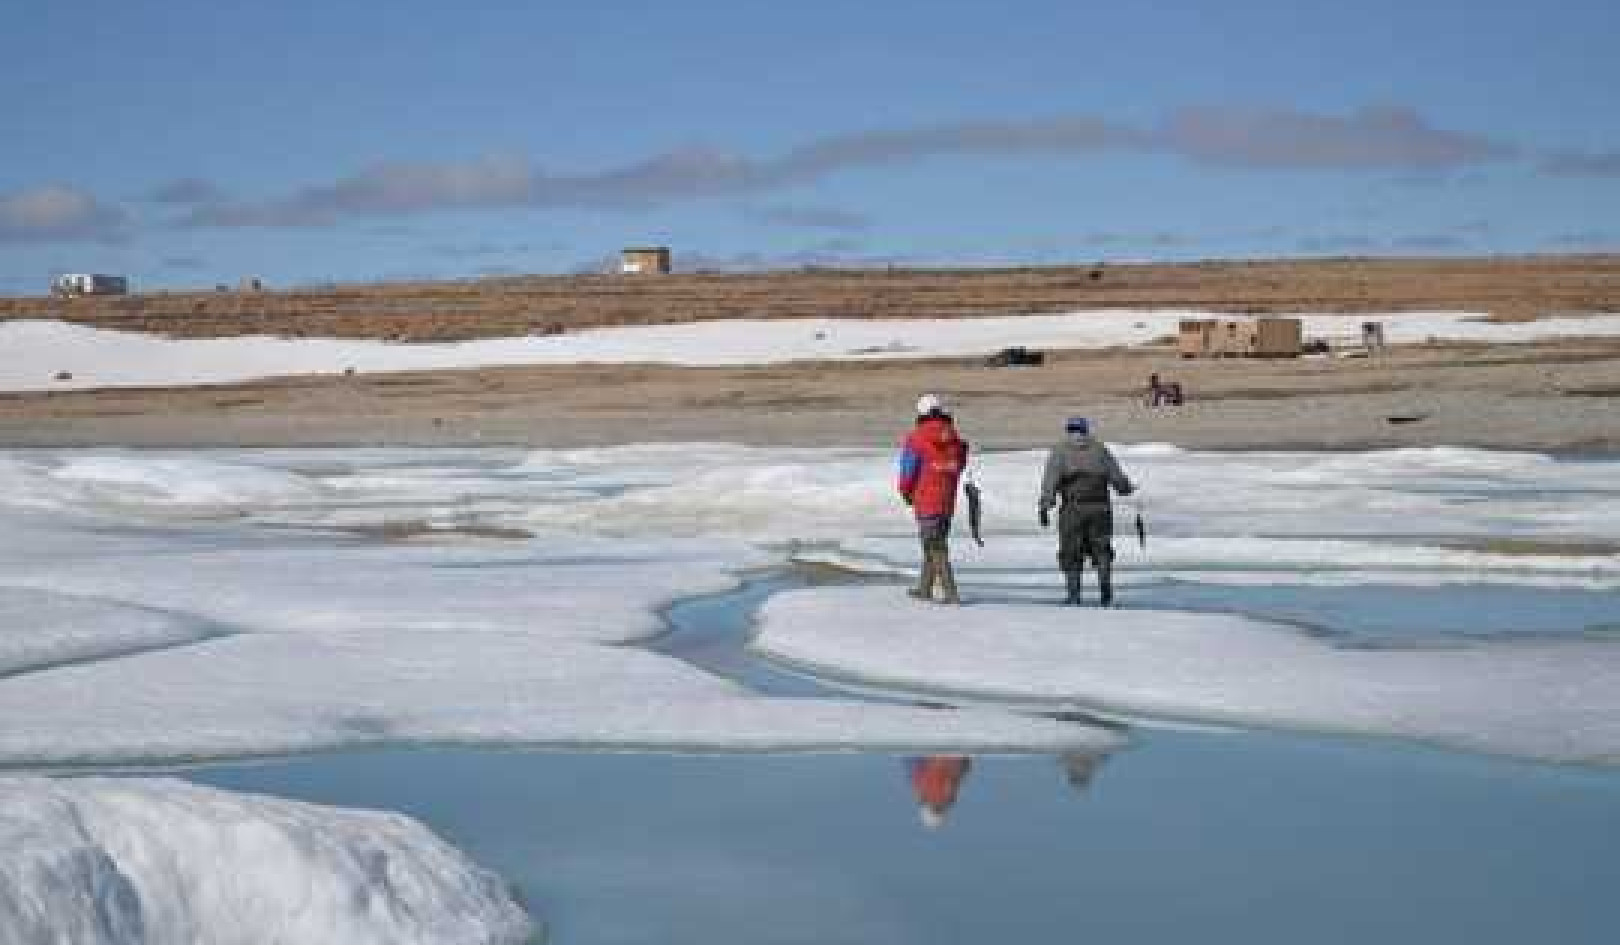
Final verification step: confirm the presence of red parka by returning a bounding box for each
[897,416,969,517]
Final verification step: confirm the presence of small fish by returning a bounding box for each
[965,482,985,547]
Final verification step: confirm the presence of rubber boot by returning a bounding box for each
[1097,559,1115,608]
[1063,570,1084,606]
[934,551,961,605]
[908,553,938,601]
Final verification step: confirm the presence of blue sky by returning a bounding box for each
[3,0,1618,293]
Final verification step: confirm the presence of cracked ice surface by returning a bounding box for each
[0,776,534,945]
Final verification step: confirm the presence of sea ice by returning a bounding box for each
[0,631,1118,767]
[0,776,534,945]
[0,444,1613,769]
[752,586,1620,764]
[0,587,208,676]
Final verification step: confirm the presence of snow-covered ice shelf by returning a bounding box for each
[0,776,534,945]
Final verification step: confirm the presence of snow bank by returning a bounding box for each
[0,776,534,945]
[752,587,1620,764]
[5,310,1618,390]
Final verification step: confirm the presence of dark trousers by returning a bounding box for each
[911,514,959,602]
[1057,505,1114,602]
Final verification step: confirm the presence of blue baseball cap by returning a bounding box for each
[1065,417,1090,434]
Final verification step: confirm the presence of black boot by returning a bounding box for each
[1063,570,1084,606]
[1097,561,1114,608]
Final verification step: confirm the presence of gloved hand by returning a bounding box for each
[1038,509,1050,528]
[901,492,914,507]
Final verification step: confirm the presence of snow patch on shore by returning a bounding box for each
[4,310,1619,390]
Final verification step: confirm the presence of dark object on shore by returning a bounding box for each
[1303,338,1331,355]
[965,482,985,547]
[1135,511,1146,551]
[1386,414,1427,424]
[1146,374,1186,407]
[53,370,72,381]
[985,346,1044,367]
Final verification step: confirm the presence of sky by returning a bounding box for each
[2,0,1618,294]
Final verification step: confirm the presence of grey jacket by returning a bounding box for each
[1038,434,1134,514]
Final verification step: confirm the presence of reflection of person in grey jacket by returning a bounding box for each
[1038,417,1134,606]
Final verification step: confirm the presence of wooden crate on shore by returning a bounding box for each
[1179,317,1301,358]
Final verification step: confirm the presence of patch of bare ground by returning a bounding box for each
[5,255,1618,341]
[2,257,1618,451]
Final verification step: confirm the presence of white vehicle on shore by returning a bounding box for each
[51,273,128,297]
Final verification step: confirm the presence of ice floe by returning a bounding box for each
[752,586,1620,764]
[0,631,1117,766]
[0,776,534,945]
[0,588,209,676]
[0,444,1614,769]
[4,309,1619,390]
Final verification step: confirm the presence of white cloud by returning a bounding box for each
[0,185,128,244]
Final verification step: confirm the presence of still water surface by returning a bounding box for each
[182,572,1620,945]
[190,733,1620,945]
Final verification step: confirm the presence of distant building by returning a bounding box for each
[51,273,128,297]
[619,246,672,275]
[1178,317,1302,358]
[239,276,264,292]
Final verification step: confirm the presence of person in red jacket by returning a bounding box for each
[897,393,969,604]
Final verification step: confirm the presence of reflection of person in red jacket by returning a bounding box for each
[897,393,970,605]
[908,755,972,829]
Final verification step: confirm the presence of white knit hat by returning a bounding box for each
[916,393,946,416]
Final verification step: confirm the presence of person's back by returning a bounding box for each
[1039,430,1131,514]
[897,394,970,604]
[1038,418,1133,606]
[900,416,967,518]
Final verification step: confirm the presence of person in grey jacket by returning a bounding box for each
[1038,417,1135,606]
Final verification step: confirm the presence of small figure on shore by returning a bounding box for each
[1038,417,1135,606]
[1146,373,1186,407]
[1146,373,1167,407]
[907,755,972,829]
[897,393,970,605]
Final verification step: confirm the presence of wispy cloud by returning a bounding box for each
[1297,231,1475,254]
[0,185,129,243]
[746,204,873,231]
[1390,234,1469,252]
[173,106,1516,229]
[178,202,337,228]
[428,241,532,259]
[1075,231,1196,248]
[1161,106,1513,170]
[1545,231,1617,249]
[1539,150,1620,177]
[148,177,227,205]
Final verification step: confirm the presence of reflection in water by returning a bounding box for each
[907,750,1112,828]
[1059,752,1105,795]
[908,755,972,828]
